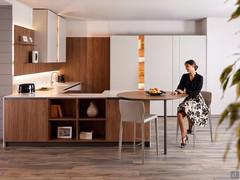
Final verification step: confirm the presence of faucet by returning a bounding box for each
[50,72,59,87]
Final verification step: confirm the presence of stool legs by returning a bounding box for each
[118,120,123,160]
[155,118,159,156]
[141,122,145,164]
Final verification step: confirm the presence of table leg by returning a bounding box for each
[164,100,167,155]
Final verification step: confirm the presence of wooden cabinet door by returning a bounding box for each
[106,99,150,142]
[4,99,48,142]
[86,38,110,93]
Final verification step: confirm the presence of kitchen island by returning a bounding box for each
[3,88,150,147]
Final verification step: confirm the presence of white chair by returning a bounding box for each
[119,99,159,164]
[176,91,213,147]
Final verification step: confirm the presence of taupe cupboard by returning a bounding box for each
[145,35,206,116]
[33,9,66,63]
[110,35,207,116]
[110,36,139,90]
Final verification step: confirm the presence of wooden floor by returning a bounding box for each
[0,117,238,180]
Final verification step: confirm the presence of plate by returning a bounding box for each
[145,91,165,96]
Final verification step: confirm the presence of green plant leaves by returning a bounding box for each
[229,0,240,21]
[228,103,240,129]
[237,83,240,99]
[230,6,240,21]
[237,138,240,168]
[220,64,234,92]
[231,69,240,86]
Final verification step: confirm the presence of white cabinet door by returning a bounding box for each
[145,36,173,116]
[58,16,66,63]
[172,36,207,115]
[110,36,139,90]
[47,10,58,62]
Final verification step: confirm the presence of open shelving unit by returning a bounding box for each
[48,98,106,142]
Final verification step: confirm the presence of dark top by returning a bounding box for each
[176,73,203,98]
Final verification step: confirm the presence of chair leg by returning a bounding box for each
[118,120,123,160]
[141,122,145,164]
[154,118,159,156]
[209,112,213,143]
[176,120,179,143]
[193,125,196,148]
[133,122,136,152]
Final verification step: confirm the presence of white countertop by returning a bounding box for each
[4,83,130,99]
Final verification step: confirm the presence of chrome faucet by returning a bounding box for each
[50,72,59,87]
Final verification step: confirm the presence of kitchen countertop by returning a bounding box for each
[4,82,132,99]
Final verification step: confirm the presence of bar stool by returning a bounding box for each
[119,99,159,164]
[176,91,213,147]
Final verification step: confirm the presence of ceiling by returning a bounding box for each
[0,0,10,5]
[17,0,236,21]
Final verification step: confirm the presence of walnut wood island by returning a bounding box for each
[3,90,150,147]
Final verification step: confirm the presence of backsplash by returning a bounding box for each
[13,71,59,93]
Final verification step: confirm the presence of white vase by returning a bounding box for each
[86,101,98,118]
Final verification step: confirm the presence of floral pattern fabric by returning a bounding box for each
[178,93,209,127]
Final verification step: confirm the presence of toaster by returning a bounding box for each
[18,83,35,93]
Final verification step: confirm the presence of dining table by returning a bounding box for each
[117,90,187,155]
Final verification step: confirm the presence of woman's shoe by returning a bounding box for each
[187,129,194,135]
[180,135,189,148]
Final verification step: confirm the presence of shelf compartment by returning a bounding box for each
[78,99,106,118]
[49,99,77,119]
[48,120,77,140]
[78,121,105,140]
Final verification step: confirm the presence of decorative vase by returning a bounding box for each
[86,101,98,117]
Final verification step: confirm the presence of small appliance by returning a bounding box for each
[18,83,35,93]
[31,51,39,63]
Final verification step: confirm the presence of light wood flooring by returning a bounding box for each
[0,117,238,180]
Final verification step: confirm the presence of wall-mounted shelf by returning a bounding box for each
[14,43,35,46]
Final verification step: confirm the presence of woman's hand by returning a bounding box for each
[172,91,178,95]
[172,89,185,95]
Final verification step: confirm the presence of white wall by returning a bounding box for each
[67,20,204,37]
[0,5,12,138]
[206,17,240,115]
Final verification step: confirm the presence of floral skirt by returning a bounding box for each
[177,93,209,127]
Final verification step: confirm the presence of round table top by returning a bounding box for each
[117,90,187,101]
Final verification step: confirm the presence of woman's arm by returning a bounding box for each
[174,75,186,94]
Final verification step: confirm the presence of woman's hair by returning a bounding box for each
[185,59,198,71]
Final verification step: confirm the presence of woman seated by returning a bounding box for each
[173,60,209,148]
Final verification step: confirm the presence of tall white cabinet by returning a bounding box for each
[144,36,174,115]
[144,35,207,116]
[110,36,139,90]
[110,35,207,116]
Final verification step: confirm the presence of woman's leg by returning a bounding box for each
[177,111,186,143]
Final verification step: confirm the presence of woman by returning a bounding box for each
[173,60,209,148]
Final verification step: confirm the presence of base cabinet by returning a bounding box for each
[4,99,48,142]
[4,98,150,144]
